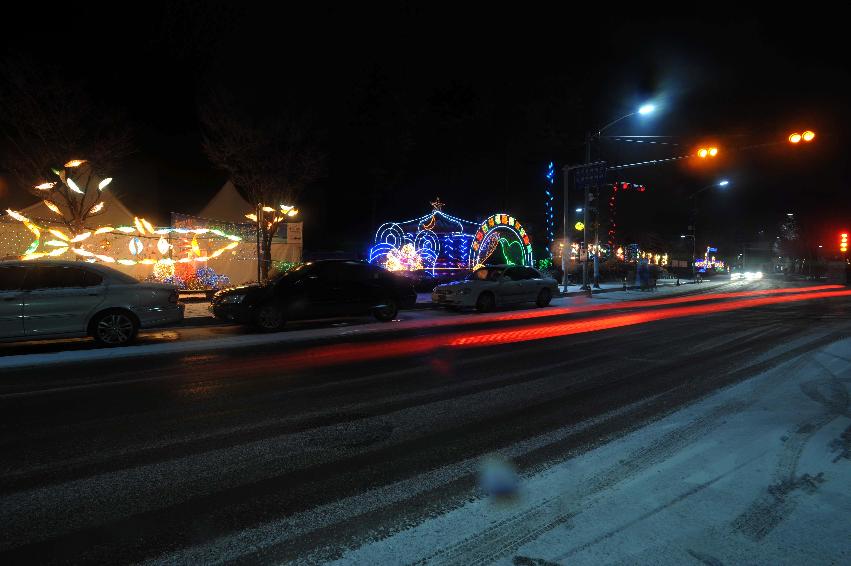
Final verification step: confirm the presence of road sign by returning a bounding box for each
[574,161,607,190]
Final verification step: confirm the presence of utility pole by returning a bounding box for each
[690,201,697,282]
[561,165,571,291]
[581,131,591,290]
[256,203,262,284]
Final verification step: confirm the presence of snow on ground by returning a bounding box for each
[330,337,851,566]
[182,300,214,320]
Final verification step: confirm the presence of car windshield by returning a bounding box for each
[466,267,504,281]
[270,263,311,283]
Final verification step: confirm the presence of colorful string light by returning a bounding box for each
[369,204,534,273]
[5,212,243,267]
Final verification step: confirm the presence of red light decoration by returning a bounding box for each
[608,181,648,249]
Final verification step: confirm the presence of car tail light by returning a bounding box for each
[168,290,178,304]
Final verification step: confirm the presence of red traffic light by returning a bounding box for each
[841,232,848,253]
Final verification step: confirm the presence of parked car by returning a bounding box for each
[0,260,183,346]
[210,260,417,331]
[432,265,558,312]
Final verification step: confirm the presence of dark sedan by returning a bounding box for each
[210,260,417,331]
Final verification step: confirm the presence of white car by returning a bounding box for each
[432,265,558,312]
[730,269,763,281]
[0,260,184,346]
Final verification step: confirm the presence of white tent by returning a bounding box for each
[197,180,253,224]
[194,180,303,279]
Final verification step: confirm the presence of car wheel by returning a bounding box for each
[475,291,495,313]
[254,302,285,332]
[92,310,138,346]
[374,298,398,322]
[535,288,552,307]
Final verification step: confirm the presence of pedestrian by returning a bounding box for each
[554,265,565,287]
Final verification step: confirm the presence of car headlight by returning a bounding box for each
[219,294,246,304]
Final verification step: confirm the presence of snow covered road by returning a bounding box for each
[332,337,851,566]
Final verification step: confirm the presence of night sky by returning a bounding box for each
[2,5,848,259]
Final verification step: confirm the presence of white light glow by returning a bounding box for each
[638,104,655,115]
[66,177,84,194]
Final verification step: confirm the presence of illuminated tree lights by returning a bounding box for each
[4,210,242,266]
[369,203,535,273]
[384,243,424,271]
[151,265,231,290]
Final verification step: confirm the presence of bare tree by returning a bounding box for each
[0,58,132,232]
[200,92,323,280]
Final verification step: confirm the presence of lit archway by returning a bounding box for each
[470,213,533,268]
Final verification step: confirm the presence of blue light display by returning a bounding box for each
[369,207,478,274]
[544,162,555,258]
[369,202,533,273]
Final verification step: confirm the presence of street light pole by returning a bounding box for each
[580,104,656,290]
[256,203,262,284]
[561,165,570,290]
[582,131,591,290]
[685,180,728,283]
[680,233,696,282]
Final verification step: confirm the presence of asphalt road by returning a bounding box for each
[1,279,849,564]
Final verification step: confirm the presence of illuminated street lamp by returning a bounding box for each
[570,101,658,290]
[686,179,731,282]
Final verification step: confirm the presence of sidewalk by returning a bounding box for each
[558,277,713,297]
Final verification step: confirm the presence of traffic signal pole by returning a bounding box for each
[561,165,570,291]
[582,132,591,290]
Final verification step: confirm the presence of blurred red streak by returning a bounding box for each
[279,289,851,369]
[477,284,844,324]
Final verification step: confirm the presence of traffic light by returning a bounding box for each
[697,146,719,158]
[841,232,848,254]
[789,130,815,144]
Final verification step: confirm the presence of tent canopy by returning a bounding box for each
[197,180,253,224]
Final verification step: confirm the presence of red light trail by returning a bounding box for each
[377,285,844,333]
[277,288,851,370]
